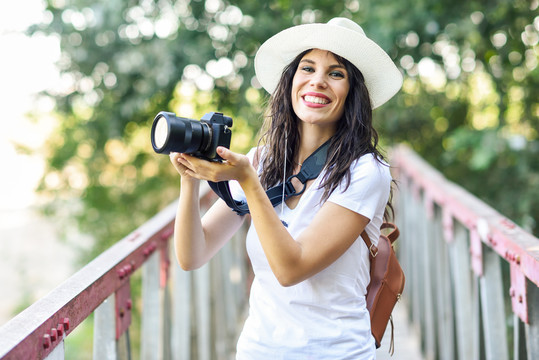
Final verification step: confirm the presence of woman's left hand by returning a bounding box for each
[175,146,256,184]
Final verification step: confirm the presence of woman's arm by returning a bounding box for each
[170,153,245,271]
[238,160,369,286]
[177,147,369,286]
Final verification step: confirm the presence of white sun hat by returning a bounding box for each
[254,17,403,109]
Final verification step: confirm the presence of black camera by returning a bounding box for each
[151,111,233,161]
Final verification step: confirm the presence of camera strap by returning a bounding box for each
[207,140,330,216]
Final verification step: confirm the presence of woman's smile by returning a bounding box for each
[302,92,331,107]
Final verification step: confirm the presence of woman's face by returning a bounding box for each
[291,49,350,130]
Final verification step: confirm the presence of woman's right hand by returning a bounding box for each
[169,152,199,184]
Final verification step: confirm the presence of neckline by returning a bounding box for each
[284,176,319,210]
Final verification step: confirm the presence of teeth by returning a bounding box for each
[304,95,329,104]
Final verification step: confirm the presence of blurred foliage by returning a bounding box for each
[381,0,539,234]
[27,0,538,262]
[64,314,94,359]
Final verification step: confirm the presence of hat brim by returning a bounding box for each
[254,22,403,109]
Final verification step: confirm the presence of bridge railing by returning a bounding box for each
[2,145,538,360]
[391,145,539,360]
[0,183,249,360]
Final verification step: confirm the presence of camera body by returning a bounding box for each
[151,111,233,161]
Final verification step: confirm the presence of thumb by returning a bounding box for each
[217,146,236,162]
[218,147,250,168]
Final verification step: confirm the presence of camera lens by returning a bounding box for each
[151,112,211,155]
[153,115,169,150]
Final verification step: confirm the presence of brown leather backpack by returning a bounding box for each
[361,223,405,354]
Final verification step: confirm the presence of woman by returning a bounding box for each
[170,17,402,359]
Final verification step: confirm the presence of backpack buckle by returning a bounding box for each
[369,244,378,258]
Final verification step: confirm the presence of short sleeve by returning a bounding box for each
[327,154,392,221]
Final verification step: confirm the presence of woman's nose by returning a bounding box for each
[310,74,328,88]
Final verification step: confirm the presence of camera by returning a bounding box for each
[151,111,233,161]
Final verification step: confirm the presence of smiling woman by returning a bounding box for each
[168,17,403,360]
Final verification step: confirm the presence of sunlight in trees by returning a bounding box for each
[16,0,538,258]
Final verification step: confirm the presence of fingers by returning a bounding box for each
[171,153,214,181]
[169,152,180,162]
[169,152,194,178]
[169,152,182,171]
[169,149,251,183]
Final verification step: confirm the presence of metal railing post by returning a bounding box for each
[141,251,161,360]
[525,279,539,358]
[449,221,475,358]
[421,193,437,360]
[43,342,64,360]
[172,265,191,360]
[93,295,118,360]
[194,264,211,360]
[431,206,455,360]
[162,277,172,360]
[480,244,509,359]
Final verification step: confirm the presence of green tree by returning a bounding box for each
[28,0,538,262]
[380,0,538,233]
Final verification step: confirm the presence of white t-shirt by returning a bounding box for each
[232,148,392,360]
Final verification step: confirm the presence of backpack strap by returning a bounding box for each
[360,222,400,257]
[381,222,399,244]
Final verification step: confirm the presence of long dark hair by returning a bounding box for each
[257,49,393,218]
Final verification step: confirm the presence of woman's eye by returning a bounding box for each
[330,71,345,78]
[301,66,315,73]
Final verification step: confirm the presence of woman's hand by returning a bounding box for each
[173,147,257,185]
[171,147,248,271]
[169,152,201,189]
[169,152,192,176]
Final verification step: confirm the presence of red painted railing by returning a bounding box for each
[0,185,249,360]
[391,144,539,359]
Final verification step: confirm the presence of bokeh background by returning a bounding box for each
[1,0,537,356]
[0,0,81,325]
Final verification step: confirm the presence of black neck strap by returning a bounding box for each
[207,140,330,216]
